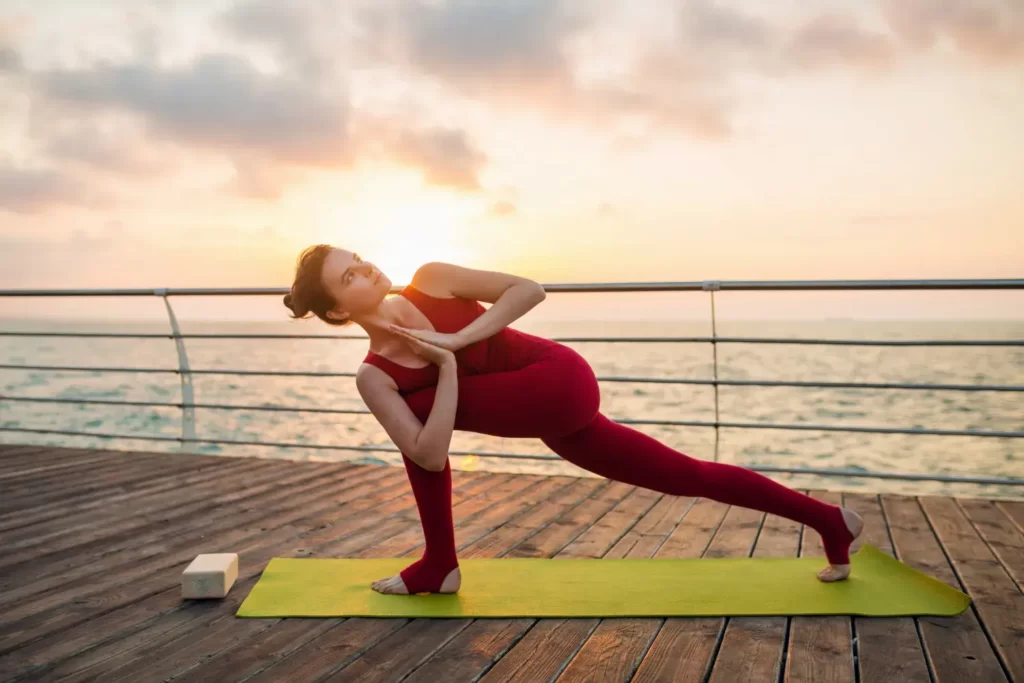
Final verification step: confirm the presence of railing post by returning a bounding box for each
[703,281,722,462]
[157,290,196,451]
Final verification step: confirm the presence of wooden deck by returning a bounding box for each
[0,445,1021,683]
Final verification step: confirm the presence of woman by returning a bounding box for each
[284,245,863,595]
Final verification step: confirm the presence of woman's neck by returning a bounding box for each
[355,296,411,353]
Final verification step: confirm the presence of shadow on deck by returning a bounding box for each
[0,445,1021,682]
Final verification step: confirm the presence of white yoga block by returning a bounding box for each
[182,553,238,599]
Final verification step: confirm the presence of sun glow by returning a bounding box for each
[311,172,479,285]
[367,202,477,286]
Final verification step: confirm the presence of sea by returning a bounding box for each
[1,315,1022,501]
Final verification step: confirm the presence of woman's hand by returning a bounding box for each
[391,326,456,366]
[390,325,468,353]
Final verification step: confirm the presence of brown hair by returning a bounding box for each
[283,244,350,326]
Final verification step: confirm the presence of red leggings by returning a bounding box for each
[397,346,853,593]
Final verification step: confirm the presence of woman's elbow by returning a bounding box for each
[421,458,448,472]
[409,448,448,472]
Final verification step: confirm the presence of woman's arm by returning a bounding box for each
[356,359,458,472]
[413,262,546,346]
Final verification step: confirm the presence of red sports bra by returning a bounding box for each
[361,284,558,394]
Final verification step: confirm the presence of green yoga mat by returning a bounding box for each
[236,545,969,618]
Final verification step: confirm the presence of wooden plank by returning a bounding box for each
[0,463,396,611]
[0,454,232,517]
[604,496,694,559]
[920,496,1024,680]
[0,464,417,656]
[957,497,1024,589]
[322,619,472,683]
[400,619,534,683]
[0,454,242,524]
[0,462,374,606]
[0,457,288,551]
[708,506,802,683]
[843,492,930,683]
[998,501,1024,533]
[325,481,649,683]
[477,620,600,683]
[114,473,509,682]
[0,459,320,576]
[0,449,191,488]
[402,482,652,683]
[629,497,730,683]
[548,491,684,683]
[631,502,763,683]
[164,618,341,683]
[785,491,854,683]
[556,620,661,683]
[0,449,118,479]
[393,481,602,683]
[0,454,249,531]
[472,482,638,683]
[882,494,1007,682]
[0,446,88,465]
[458,478,606,559]
[505,481,634,559]
[0,450,134,484]
[208,619,408,683]
[0,445,50,457]
[362,475,556,560]
[0,454,208,511]
[0,463,380,605]
[0,458,285,547]
[554,487,662,559]
[183,474,531,683]
[0,470,495,682]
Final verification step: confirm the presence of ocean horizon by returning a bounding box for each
[2,315,1021,501]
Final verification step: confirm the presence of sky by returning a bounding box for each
[0,0,1022,321]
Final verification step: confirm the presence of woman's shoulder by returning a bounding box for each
[410,261,544,305]
[408,262,456,299]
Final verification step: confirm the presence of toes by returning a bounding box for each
[371,575,410,594]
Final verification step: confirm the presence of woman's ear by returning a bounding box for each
[325,309,349,323]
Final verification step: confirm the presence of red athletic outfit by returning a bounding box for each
[363,285,854,593]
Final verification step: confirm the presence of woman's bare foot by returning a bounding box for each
[817,508,864,582]
[371,567,462,594]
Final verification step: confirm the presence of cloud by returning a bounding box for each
[9,27,488,200]
[0,164,106,213]
[880,0,1024,64]
[220,0,354,78]
[371,0,734,138]
[786,13,895,71]
[389,0,577,89]
[0,46,20,72]
[42,121,171,176]
[389,127,487,191]
[363,0,899,141]
[37,54,351,166]
[490,200,517,217]
[683,0,774,53]
[223,154,306,200]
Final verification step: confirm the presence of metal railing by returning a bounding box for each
[1,278,1022,488]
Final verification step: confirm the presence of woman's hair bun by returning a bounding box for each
[283,293,294,312]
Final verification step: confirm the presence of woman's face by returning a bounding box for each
[320,248,390,321]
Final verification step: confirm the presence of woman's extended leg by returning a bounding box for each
[542,414,862,580]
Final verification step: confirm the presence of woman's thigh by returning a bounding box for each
[402,349,600,439]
